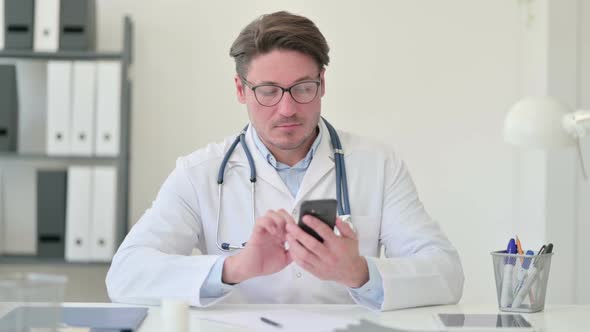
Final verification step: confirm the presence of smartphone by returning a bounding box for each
[298,199,337,243]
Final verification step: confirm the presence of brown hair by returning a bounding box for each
[229,11,330,78]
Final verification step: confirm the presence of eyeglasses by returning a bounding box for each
[241,75,321,107]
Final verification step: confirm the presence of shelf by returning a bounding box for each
[0,50,123,61]
[0,17,133,267]
[0,152,121,163]
[0,255,110,266]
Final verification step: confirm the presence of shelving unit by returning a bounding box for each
[0,16,133,265]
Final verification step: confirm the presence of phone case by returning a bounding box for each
[298,199,337,243]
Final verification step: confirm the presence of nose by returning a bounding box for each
[275,91,298,117]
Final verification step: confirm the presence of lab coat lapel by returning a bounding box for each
[295,120,336,202]
[227,125,291,197]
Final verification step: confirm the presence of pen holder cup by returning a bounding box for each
[491,251,553,313]
[0,273,67,332]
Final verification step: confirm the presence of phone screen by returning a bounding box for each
[438,314,532,328]
[298,199,337,243]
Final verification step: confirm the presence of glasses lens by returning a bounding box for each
[254,85,283,106]
[290,81,319,104]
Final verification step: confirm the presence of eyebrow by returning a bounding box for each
[255,74,318,85]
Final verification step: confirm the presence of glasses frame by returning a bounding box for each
[240,75,322,107]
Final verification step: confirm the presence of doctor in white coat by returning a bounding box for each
[106,11,464,311]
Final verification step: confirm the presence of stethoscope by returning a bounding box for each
[216,118,351,251]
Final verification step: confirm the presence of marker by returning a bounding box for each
[260,317,283,329]
[513,250,534,295]
[511,244,553,308]
[544,243,553,254]
[500,238,517,308]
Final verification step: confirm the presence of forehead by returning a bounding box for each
[246,49,319,84]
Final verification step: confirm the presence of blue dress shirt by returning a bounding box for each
[200,125,384,309]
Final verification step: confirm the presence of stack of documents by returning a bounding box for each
[200,310,352,332]
[198,310,437,332]
[335,319,439,332]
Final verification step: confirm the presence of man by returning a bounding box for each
[106,11,464,311]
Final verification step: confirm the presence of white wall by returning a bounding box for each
[576,0,590,304]
[95,0,522,304]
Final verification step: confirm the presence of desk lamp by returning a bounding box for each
[504,96,590,179]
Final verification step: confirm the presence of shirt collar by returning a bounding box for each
[251,123,323,170]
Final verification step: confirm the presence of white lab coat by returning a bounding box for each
[106,119,464,311]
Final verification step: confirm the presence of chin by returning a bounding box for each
[270,138,307,151]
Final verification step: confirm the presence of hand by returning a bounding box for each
[285,216,369,288]
[222,209,294,284]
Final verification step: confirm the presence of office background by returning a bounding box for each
[2,0,589,305]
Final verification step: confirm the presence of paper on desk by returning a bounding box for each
[200,309,354,332]
[335,319,441,332]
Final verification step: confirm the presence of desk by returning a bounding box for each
[2,303,589,331]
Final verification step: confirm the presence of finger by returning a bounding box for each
[286,221,331,259]
[277,208,296,225]
[254,216,275,235]
[335,218,357,239]
[284,249,294,265]
[265,210,289,236]
[254,216,284,244]
[302,215,337,243]
[292,256,317,275]
[286,234,321,268]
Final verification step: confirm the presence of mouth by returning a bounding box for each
[275,123,301,129]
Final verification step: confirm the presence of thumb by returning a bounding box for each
[335,218,356,239]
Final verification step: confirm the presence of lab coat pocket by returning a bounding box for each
[349,215,381,257]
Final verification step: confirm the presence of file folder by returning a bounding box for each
[37,169,67,258]
[16,61,47,154]
[65,166,92,261]
[59,0,96,51]
[46,61,72,155]
[34,0,60,52]
[4,0,35,50]
[0,64,18,152]
[70,61,96,156]
[90,166,117,261]
[2,165,37,255]
[95,61,121,156]
[0,0,5,50]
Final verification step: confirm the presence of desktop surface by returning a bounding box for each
[1,303,589,331]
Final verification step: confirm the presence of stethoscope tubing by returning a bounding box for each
[215,118,350,251]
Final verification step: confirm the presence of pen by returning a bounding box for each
[500,238,517,308]
[260,316,283,328]
[515,235,524,264]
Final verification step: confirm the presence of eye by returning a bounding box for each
[293,82,317,94]
[256,85,281,97]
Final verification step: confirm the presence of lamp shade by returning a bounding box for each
[504,97,576,149]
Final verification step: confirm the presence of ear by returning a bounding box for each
[235,75,246,104]
[319,69,326,97]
